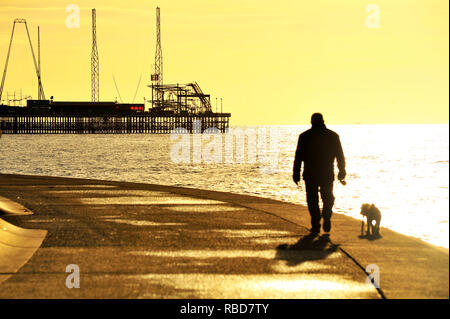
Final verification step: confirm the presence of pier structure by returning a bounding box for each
[0,99,229,134]
[150,82,213,114]
[0,8,231,134]
[0,113,229,134]
[147,7,222,121]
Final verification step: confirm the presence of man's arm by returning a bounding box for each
[293,135,304,184]
[335,135,346,180]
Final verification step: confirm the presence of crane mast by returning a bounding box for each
[0,19,45,102]
[151,7,163,106]
[91,9,99,102]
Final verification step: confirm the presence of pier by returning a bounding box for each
[0,114,230,134]
[0,8,231,135]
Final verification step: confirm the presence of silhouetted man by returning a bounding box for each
[293,113,346,235]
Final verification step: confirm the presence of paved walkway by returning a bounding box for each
[0,174,448,298]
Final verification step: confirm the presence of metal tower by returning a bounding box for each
[91,8,99,102]
[37,26,44,100]
[151,7,163,91]
[0,19,45,102]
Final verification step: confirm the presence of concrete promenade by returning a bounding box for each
[0,174,448,299]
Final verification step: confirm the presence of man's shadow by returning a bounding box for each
[276,233,339,267]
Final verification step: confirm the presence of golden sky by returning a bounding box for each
[0,0,448,124]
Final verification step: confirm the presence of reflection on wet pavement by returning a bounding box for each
[211,229,297,238]
[79,196,224,205]
[104,219,186,227]
[133,274,374,299]
[162,204,246,213]
[46,190,171,197]
[130,249,278,259]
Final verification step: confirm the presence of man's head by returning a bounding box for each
[311,113,325,126]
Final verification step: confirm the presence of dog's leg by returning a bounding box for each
[375,219,380,235]
[366,218,371,235]
[361,219,365,236]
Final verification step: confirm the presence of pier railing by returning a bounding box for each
[0,114,230,134]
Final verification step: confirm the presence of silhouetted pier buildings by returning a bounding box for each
[0,9,230,134]
[0,90,230,134]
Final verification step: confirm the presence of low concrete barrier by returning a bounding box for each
[0,196,47,285]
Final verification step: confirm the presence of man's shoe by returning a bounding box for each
[323,219,331,233]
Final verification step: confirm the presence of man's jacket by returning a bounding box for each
[293,124,346,183]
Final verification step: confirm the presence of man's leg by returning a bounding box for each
[305,180,321,233]
[320,181,335,233]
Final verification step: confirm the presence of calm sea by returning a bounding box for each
[0,124,448,249]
